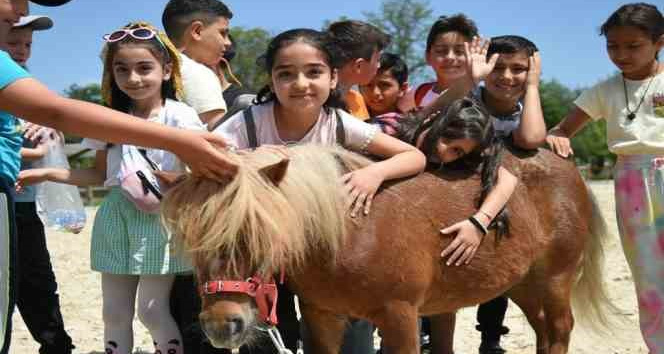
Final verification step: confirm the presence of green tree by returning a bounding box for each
[230,26,271,93]
[63,83,103,105]
[62,83,103,144]
[62,83,103,167]
[364,0,433,81]
[539,80,576,128]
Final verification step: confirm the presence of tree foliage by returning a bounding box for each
[364,0,433,81]
[62,83,103,144]
[63,83,103,105]
[229,26,271,93]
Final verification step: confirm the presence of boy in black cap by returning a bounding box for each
[5,14,75,354]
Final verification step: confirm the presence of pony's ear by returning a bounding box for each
[259,158,290,186]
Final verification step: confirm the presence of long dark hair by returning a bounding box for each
[399,98,509,237]
[253,28,345,111]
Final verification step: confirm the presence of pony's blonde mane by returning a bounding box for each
[161,144,372,277]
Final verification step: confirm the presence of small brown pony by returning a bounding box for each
[162,144,614,354]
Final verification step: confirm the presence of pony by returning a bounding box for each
[161,144,614,354]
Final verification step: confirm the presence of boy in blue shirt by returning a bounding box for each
[6,14,75,354]
[0,27,34,354]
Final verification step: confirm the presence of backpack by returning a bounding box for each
[414,82,436,108]
[117,145,163,214]
[243,106,346,149]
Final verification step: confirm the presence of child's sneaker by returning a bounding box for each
[479,340,506,354]
[477,324,509,354]
[420,333,431,353]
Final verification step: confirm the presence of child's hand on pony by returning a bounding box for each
[545,129,574,158]
[154,171,186,188]
[439,216,487,266]
[342,166,385,218]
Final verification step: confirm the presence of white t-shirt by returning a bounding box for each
[575,71,664,155]
[213,101,378,152]
[179,53,227,119]
[82,99,204,186]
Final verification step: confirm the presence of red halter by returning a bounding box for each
[200,274,279,326]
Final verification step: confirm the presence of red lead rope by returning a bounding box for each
[200,274,279,326]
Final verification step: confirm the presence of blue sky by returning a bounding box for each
[28,0,658,94]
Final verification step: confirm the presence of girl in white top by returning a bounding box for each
[17,22,202,354]
[214,28,425,354]
[214,28,425,217]
[546,4,664,352]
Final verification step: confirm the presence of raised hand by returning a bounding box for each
[526,52,542,89]
[464,36,499,86]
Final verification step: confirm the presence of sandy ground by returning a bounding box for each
[9,180,649,354]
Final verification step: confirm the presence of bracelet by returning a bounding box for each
[468,215,488,236]
[478,209,494,221]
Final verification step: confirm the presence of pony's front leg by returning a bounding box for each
[429,313,456,354]
[374,301,419,354]
[300,304,347,354]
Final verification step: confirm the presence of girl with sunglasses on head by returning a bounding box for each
[17,22,204,354]
[0,2,235,353]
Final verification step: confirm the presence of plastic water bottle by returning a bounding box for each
[44,208,87,234]
[33,136,87,234]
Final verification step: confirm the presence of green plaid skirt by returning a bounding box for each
[90,188,191,275]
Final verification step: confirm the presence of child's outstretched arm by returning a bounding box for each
[343,132,426,217]
[418,37,499,118]
[20,145,48,161]
[512,52,546,149]
[545,106,592,157]
[440,167,518,266]
[0,78,237,180]
[17,151,107,190]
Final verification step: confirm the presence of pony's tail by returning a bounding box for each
[572,184,621,334]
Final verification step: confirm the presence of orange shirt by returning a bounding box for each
[345,90,370,121]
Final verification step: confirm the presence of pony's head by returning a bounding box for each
[161,145,371,347]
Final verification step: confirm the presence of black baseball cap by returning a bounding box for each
[30,0,72,6]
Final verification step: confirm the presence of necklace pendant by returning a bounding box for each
[627,112,636,121]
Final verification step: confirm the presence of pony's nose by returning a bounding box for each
[223,315,245,336]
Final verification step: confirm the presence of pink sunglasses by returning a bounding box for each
[103,28,156,42]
